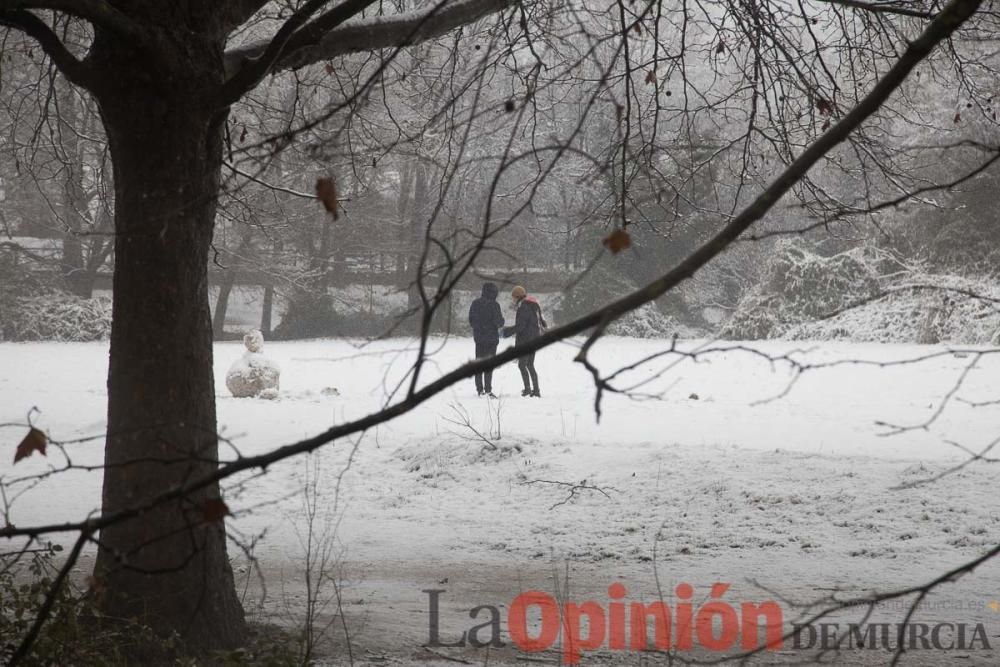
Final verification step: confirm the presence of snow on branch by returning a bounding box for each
[223,0,517,79]
[220,0,380,104]
[814,0,936,19]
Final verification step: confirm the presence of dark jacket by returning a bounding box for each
[504,296,547,345]
[469,283,504,345]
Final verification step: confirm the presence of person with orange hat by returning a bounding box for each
[502,285,547,397]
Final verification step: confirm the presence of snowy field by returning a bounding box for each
[2,337,1000,664]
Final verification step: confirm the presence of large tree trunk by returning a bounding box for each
[88,27,246,652]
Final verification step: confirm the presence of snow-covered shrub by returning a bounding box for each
[557,261,703,338]
[557,261,634,321]
[718,235,1000,344]
[1,292,112,341]
[721,241,884,340]
[928,218,1000,275]
[606,303,701,339]
[274,288,405,339]
[786,275,1000,344]
[273,290,337,339]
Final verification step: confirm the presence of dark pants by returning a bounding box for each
[474,340,498,392]
[518,352,539,393]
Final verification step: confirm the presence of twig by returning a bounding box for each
[442,402,498,451]
[521,478,618,509]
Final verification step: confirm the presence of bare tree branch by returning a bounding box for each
[0,10,93,88]
[0,0,147,41]
[521,478,618,510]
[223,0,517,79]
[220,0,379,105]
[815,0,936,19]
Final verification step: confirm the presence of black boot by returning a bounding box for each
[530,389,541,397]
[521,388,532,396]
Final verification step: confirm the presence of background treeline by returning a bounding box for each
[3,6,1000,344]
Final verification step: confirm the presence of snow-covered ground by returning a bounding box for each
[2,337,1000,664]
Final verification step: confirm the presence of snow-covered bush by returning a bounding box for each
[721,241,884,340]
[786,275,1000,344]
[719,237,1000,344]
[1,292,112,342]
[557,261,634,320]
[927,217,1000,276]
[607,303,701,339]
[557,261,703,338]
[274,288,405,339]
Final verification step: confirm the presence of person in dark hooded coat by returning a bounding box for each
[468,282,504,396]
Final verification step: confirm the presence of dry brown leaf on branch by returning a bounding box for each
[200,499,230,523]
[645,70,656,85]
[315,177,339,219]
[602,229,632,254]
[14,427,47,463]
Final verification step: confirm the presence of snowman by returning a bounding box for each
[226,329,280,399]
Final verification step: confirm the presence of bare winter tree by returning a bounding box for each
[2,0,998,662]
[0,31,114,299]
[0,0,528,652]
